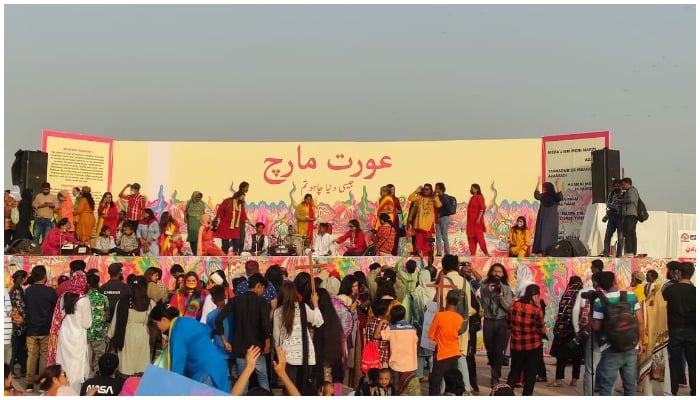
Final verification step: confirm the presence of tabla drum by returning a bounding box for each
[290,234,307,256]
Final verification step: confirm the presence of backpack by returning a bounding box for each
[361,341,381,374]
[444,276,469,335]
[10,207,19,224]
[444,195,457,216]
[598,290,639,352]
[637,197,649,223]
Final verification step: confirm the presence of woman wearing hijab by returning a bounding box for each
[48,271,92,394]
[532,178,563,256]
[108,276,154,376]
[184,191,205,254]
[137,208,160,256]
[466,183,490,256]
[197,214,225,256]
[14,189,34,241]
[549,276,584,388]
[73,187,96,244]
[56,190,75,234]
[96,192,119,240]
[169,271,208,320]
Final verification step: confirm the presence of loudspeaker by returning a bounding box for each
[591,149,620,203]
[11,150,48,196]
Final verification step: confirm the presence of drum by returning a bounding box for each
[290,234,307,256]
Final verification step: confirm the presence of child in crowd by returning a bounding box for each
[80,353,124,396]
[205,285,237,385]
[354,368,379,396]
[428,289,464,395]
[379,305,418,385]
[317,381,334,396]
[370,368,395,396]
[94,226,117,255]
[365,301,391,368]
[117,224,139,255]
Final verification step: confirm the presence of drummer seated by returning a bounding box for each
[312,223,334,256]
[247,222,269,256]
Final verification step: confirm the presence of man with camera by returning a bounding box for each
[479,263,513,387]
[600,179,624,257]
[572,259,604,395]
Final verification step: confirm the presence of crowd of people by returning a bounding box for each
[5,176,647,258]
[4,254,694,396]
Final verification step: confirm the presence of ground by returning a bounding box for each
[10,355,690,396]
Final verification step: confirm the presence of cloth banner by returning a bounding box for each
[420,301,438,351]
[136,364,229,396]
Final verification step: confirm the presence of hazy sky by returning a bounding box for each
[4,4,696,213]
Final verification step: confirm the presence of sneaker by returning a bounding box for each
[25,385,33,393]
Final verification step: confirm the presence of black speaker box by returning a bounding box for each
[591,149,620,204]
[11,150,48,196]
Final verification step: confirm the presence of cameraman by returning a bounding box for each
[600,179,624,257]
[572,267,603,396]
[479,263,513,387]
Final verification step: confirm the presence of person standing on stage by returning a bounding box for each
[31,182,57,245]
[434,182,452,257]
[407,184,441,256]
[118,183,146,229]
[295,194,316,241]
[387,184,402,256]
[617,177,641,257]
[466,183,489,257]
[600,179,624,257]
[184,191,205,255]
[532,177,563,256]
[215,191,247,255]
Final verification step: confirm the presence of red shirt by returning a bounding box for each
[336,230,367,254]
[507,300,545,352]
[376,224,396,255]
[125,194,145,221]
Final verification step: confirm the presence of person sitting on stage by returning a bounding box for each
[41,218,79,255]
[247,222,269,256]
[312,223,334,256]
[198,214,226,256]
[94,226,118,255]
[334,219,367,256]
[508,216,530,257]
[116,224,139,256]
[374,213,396,256]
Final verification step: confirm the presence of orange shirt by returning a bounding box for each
[428,310,462,361]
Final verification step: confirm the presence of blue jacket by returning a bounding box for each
[170,317,230,392]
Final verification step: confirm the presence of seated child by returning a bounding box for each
[116,224,139,256]
[370,368,395,396]
[94,226,118,255]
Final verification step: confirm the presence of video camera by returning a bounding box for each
[579,289,599,301]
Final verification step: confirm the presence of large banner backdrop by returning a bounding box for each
[41,129,608,255]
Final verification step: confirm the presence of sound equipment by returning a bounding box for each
[545,238,589,257]
[591,149,620,204]
[11,150,49,196]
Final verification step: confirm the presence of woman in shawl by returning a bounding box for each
[148,302,230,391]
[508,216,531,257]
[169,271,208,320]
[295,193,316,240]
[48,271,92,394]
[184,191,205,254]
[532,178,563,256]
[56,190,75,234]
[214,191,247,255]
[137,208,160,256]
[13,189,34,241]
[108,276,154,375]
[197,214,225,256]
[73,186,96,244]
[549,276,583,388]
[466,183,490,256]
[158,211,181,255]
[96,192,119,240]
[375,186,395,229]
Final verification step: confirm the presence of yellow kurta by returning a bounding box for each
[375,195,395,229]
[74,198,96,243]
[295,202,315,236]
[508,228,530,257]
[407,193,442,232]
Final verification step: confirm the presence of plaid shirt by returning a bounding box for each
[365,317,390,364]
[125,194,145,221]
[507,300,546,352]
